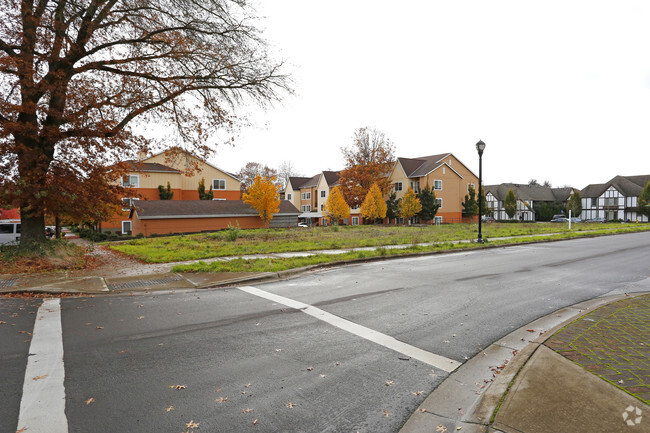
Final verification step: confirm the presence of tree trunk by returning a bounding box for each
[19,207,46,249]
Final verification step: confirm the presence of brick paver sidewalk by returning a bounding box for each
[546,294,650,404]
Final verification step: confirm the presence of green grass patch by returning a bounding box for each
[110,222,650,264]
[170,224,650,273]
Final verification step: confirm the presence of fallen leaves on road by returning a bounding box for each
[412,390,423,396]
[170,385,187,390]
[385,380,393,386]
[526,329,535,332]
[436,425,447,432]
[16,427,28,433]
[0,321,6,324]
[286,402,296,408]
[242,408,253,414]
[95,326,103,330]
[252,419,258,425]
[215,397,228,403]
[136,316,144,320]
[85,397,95,405]
[118,350,127,354]
[166,406,174,412]
[307,366,313,371]
[185,420,199,429]
[32,375,48,381]
[383,410,390,417]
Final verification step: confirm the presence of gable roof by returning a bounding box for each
[322,171,341,186]
[580,174,650,198]
[130,200,299,220]
[299,173,322,189]
[397,153,450,178]
[287,177,311,191]
[144,148,240,180]
[122,160,181,173]
[485,183,574,202]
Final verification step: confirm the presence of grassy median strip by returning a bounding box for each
[109,222,650,264]
[171,225,650,273]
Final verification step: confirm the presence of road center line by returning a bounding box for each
[17,298,68,433]
[239,286,461,372]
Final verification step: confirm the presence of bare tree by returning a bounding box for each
[277,160,302,188]
[237,162,279,194]
[0,0,291,248]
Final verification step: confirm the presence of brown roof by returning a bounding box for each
[130,200,299,220]
[397,153,452,178]
[580,175,650,198]
[322,171,341,186]
[485,184,575,202]
[123,160,180,173]
[287,177,311,190]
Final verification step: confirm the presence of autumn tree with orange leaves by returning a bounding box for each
[399,187,422,224]
[338,127,396,208]
[360,183,387,223]
[323,186,349,224]
[243,175,281,228]
[0,0,290,249]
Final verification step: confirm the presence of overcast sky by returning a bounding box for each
[209,1,650,189]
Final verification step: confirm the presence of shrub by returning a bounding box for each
[225,223,240,242]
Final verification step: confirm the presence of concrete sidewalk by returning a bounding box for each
[400,292,650,433]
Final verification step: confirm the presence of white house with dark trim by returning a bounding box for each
[580,175,650,222]
[484,184,574,221]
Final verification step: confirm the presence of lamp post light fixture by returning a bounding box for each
[476,140,486,243]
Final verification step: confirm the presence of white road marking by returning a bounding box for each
[239,286,462,372]
[17,298,68,433]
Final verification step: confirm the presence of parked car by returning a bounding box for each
[550,214,568,222]
[586,217,607,223]
[297,222,308,228]
[570,217,583,223]
[481,216,495,223]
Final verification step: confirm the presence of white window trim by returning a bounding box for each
[287,193,292,200]
[121,220,132,234]
[302,205,311,212]
[121,197,139,211]
[212,179,226,190]
[394,182,403,192]
[320,190,326,198]
[434,216,443,224]
[301,192,311,200]
[436,198,443,208]
[434,180,443,191]
[122,175,139,188]
[351,216,359,225]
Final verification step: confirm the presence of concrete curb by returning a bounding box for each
[399,292,650,433]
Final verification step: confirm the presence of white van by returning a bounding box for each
[0,220,21,245]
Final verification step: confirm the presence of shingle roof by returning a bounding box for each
[322,171,341,186]
[130,200,299,219]
[485,184,575,202]
[580,175,650,198]
[287,177,311,190]
[397,153,450,178]
[123,160,180,173]
[299,173,321,189]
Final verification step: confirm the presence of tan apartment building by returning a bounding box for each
[389,153,479,223]
[104,148,241,234]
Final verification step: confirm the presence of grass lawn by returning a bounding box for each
[108,222,650,264]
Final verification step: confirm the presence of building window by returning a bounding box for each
[434,180,442,190]
[121,221,132,234]
[468,183,475,191]
[321,204,324,211]
[321,190,326,198]
[213,179,226,190]
[287,193,292,200]
[434,216,443,224]
[591,198,597,207]
[397,217,404,224]
[121,197,138,211]
[436,198,443,208]
[301,205,311,212]
[301,192,311,200]
[394,182,403,192]
[122,175,139,188]
[410,181,420,193]
[605,197,617,206]
[352,216,359,225]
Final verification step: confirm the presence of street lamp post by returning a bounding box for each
[476,140,486,243]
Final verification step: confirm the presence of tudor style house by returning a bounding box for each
[388,153,479,224]
[103,148,241,234]
[580,175,650,222]
[484,184,574,221]
[285,171,362,226]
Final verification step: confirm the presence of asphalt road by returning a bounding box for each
[1,232,648,433]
